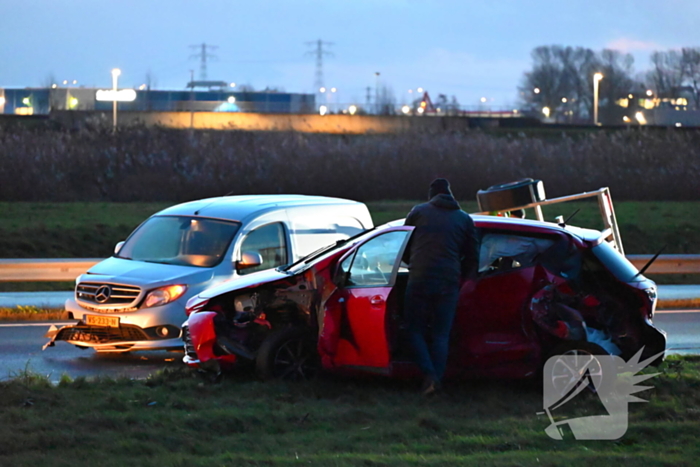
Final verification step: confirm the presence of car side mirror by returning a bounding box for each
[236,251,263,272]
[114,241,125,255]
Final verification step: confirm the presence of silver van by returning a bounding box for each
[47,195,373,352]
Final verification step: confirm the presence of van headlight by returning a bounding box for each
[143,285,188,308]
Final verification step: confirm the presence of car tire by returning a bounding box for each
[256,326,319,381]
[476,178,545,213]
[543,341,616,401]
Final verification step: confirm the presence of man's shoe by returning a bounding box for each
[421,378,441,396]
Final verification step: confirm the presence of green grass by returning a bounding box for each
[1,356,699,466]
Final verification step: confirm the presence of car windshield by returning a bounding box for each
[592,241,644,283]
[117,216,240,268]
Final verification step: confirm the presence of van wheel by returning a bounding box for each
[543,341,616,401]
[256,326,319,381]
[476,178,545,212]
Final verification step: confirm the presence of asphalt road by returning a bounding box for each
[1,310,697,383]
[0,321,182,383]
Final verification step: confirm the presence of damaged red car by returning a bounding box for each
[182,217,666,381]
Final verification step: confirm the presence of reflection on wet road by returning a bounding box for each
[1,311,698,382]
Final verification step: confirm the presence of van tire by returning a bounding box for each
[476,178,545,213]
[256,326,319,381]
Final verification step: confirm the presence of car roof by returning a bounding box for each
[153,195,364,222]
[393,214,601,243]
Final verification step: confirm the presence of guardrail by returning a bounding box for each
[0,259,102,282]
[0,255,698,282]
[628,255,700,275]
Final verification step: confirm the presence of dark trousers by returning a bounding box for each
[404,279,460,382]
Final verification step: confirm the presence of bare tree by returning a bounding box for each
[681,47,700,108]
[596,49,635,122]
[520,45,636,123]
[647,50,684,98]
[144,70,158,90]
[42,73,58,88]
[377,85,396,115]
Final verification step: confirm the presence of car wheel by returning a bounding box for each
[256,326,319,381]
[543,341,616,401]
[476,178,545,212]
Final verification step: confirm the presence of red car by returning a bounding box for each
[182,217,666,381]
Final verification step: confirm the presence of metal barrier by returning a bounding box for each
[0,259,102,282]
[0,255,699,282]
[628,255,700,275]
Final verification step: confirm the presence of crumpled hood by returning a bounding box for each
[199,268,290,299]
[83,257,215,287]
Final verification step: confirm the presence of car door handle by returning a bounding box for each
[370,295,384,306]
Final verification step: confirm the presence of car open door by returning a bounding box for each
[319,229,411,371]
[450,230,557,378]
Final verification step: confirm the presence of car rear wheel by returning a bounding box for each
[543,341,615,400]
[256,326,319,381]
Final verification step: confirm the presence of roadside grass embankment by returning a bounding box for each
[1,355,699,466]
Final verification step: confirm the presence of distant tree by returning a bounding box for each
[42,73,58,88]
[647,50,684,98]
[144,70,158,90]
[520,45,636,123]
[597,49,635,113]
[519,46,569,118]
[237,84,255,92]
[681,47,700,108]
[377,85,396,115]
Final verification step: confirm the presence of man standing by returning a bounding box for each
[403,178,478,395]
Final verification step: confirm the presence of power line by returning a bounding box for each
[304,39,333,96]
[189,43,219,81]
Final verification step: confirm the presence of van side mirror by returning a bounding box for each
[236,251,263,272]
[114,241,125,255]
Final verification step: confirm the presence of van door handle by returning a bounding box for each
[369,295,384,306]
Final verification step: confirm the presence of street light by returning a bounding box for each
[111,68,121,131]
[593,72,604,126]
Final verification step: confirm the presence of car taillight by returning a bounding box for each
[185,296,209,316]
[633,286,657,320]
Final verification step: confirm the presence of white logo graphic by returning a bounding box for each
[540,348,663,440]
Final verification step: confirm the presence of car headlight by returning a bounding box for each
[143,285,188,309]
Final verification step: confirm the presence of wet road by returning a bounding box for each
[0,321,183,383]
[1,310,698,383]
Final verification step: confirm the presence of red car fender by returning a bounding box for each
[187,311,220,363]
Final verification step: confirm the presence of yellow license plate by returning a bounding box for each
[86,315,120,328]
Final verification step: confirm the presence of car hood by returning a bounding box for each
[83,257,215,286]
[198,268,291,299]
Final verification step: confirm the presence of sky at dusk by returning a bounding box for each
[2,0,699,109]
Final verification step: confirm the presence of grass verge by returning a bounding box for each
[0,306,67,321]
[0,356,699,466]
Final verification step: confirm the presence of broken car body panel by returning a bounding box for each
[182,217,667,380]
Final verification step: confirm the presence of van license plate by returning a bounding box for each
[86,315,120,328]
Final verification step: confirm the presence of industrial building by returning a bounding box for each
[0,86,316,115]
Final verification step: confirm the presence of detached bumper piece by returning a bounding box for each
[44,322,149,349]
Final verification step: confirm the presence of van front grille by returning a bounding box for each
[77,282,141,307]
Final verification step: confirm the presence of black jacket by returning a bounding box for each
[403,194,478,283]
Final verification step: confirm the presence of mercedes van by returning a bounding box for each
[46,195,373,352]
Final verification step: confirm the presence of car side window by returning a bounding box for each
[345,231,408,287]
[239,223,288,275]
[479,232,556,274]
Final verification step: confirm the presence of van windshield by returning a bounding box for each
[117,216,240,268]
